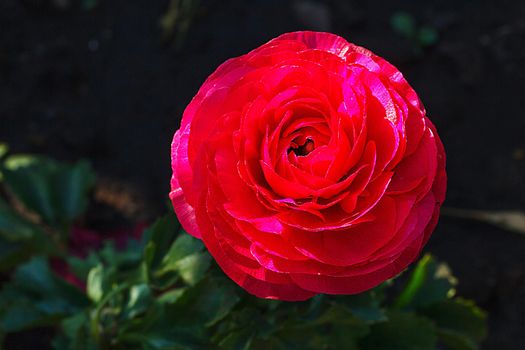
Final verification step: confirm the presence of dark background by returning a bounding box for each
[1,0,525,348]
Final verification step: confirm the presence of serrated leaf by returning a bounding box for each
[360,310,437,350]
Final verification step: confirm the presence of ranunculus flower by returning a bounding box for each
[170,31,446,301]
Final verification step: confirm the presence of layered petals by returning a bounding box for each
[170,31,446,301]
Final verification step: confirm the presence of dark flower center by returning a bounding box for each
[290,138,315,156]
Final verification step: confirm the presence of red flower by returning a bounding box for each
[170,31,446,301]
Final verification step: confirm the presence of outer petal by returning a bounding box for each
[170,127,201,238]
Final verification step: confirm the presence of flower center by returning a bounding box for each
[289,138,315,156]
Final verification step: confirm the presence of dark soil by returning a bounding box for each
[1,0,525,349]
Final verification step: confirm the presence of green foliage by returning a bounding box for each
[0,152,95,272]
[361,310,437,350]
[394,254,457,309]
[0,197,54,270]
[392,255,487,350]
[421,299,487,350]
[0,257,89,332]
[1,155,95,232]
[0,143,7,160]
[0,150,487,349]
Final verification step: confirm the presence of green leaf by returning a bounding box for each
[390,12,416,38]
[0,198,54,270]
[173,253,211,285]
[277,305,369,350]
[53,160,95,224]
[218,328,254,350]
[360,310,437,350]
[143,241,156,270]
[394,254,456,309]
[10,257,88,305]
[142,214,179,269]
[125,284,152,318]
[162,233,205,263]
[0,239,31,270]
[3,154,37,169]
[165,276,240,330]
[339,288,387,323]
[2,156,95,228]
[99,240,143,270]
[0,198,47,241]
[66,253,101,282]
[0,257,88,332]
[87,264,105,303]
[52,312,98,350]
[15,256,59,292]
[157,288,186,304]
[0,302,43,332]
[156,234,210,282]
[0,143,8,159]
[3,156,56,225]
[421,298,487,349]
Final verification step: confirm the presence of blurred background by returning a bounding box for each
[1,0,524,348]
